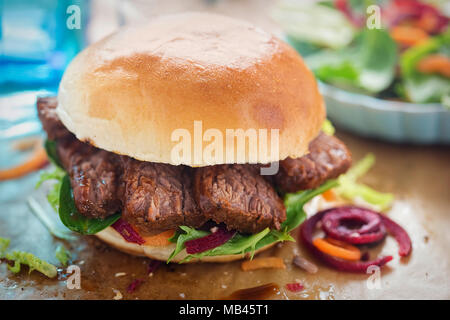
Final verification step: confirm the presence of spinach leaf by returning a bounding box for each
[44,140,63,168]
[59,175,121,235]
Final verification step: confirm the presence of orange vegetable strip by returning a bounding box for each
[241,257,286,271]
[312,238,361,261]
[417,54,450,78]
[142,229,175,247]
[0,147,48,181]
[390,26,429,47]
[322,189,336,202]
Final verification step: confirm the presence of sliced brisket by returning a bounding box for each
[121,159,206,235]
[275,132,352,192]
[194,164,286,234]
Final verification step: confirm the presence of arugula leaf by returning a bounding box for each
[5,251,57,278]
[59,175,121,235]
[400,30,450,103]
[55,245,72,267]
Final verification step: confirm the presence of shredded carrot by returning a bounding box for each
[313,238,361,261]
[241,257,286,271]
[417,54,450,78]
[142,229,175,247]
[0,147,48,181]
[322,189,336,202]
[390,26,429,47]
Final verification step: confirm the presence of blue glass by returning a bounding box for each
[0,0,90,86]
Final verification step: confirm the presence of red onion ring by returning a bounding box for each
[300,210,393,273]
[321,206,387,244]
[185,224,236,254]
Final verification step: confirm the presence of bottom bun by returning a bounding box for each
[96,227,276,263]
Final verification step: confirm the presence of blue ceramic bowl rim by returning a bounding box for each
[319,81,449,114]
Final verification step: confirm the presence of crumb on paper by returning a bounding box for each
[179,293,185,299]
[112,288,123,300]
[180,272,187,276]
[221,284,227,289]
[115,272,126,277]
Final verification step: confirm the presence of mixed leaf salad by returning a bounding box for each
[273,0,450,107]
[34,121,393,263]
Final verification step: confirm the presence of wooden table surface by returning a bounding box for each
[0,0,449,300]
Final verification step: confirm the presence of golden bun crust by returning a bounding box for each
[57,12,325,165]
[95,227,276,263]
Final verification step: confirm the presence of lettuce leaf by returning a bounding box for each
[400,30,450,104]
[5,251,57,278]
[304,28,397,94]
[0,237,11,258]
[169,179,337,263]
[336,153,394,211]
[55,245,72,267]
[36,166,65,212]
[322,119,336,136]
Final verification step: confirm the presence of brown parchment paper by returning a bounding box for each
[1,131,449,300]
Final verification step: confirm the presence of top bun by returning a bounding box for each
[57,12,325,166]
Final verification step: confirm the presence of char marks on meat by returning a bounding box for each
[275,132,352,192]
[122,159,206,235]
[194,164,286,233]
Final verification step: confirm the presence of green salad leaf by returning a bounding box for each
[0,237,11,258]
[5,251,57,278]
[336,153,394,211]
[400,30,450,104]
[305,28,398,94]
[168,180,337,263]
[55,245,72,267]
[36,166,65,212]
[44,140,63,168]
[272,1,355,48]
[59,175,121,235]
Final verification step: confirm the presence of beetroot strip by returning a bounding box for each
[112,219,146,245]
[185,225,236,254]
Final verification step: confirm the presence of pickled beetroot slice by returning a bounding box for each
[300,210,393,273]
[380,215,412,257]
[321,206,386,244]
[185,225,236,254]
[112,219,146,245]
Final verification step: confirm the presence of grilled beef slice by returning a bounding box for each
[57,138,124,219]
[194,164,286,234]
[37,97,71,140]
[121,158,206,235]
[275,132,352,192]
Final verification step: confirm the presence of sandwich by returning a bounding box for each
[36,12,351,263]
